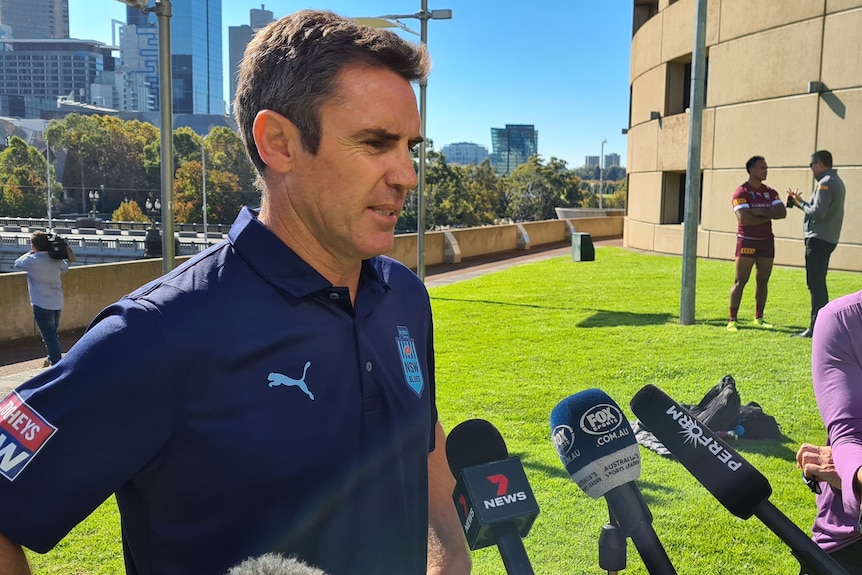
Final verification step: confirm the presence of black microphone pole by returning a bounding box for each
[755,500,846,575]
[493,523,534,575]
[604,484,676,575]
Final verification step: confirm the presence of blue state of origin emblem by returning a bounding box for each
[396,325,424,396]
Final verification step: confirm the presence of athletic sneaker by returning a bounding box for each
[726,321,738,332]
[752,317,774,329]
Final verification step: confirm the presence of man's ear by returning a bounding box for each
[253,110,301,173]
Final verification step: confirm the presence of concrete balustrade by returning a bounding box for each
[1,216,623,344]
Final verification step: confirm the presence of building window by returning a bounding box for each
[633,0,658,34]
[661,171,702,225]
[666,55,708,116]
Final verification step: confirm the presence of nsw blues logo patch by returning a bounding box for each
[396,325,424,396]
[0,392,57,481]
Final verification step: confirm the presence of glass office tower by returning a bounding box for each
[490,124,538,176]
[126,0,222,115]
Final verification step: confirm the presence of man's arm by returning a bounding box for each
[65,245,76,263]
[0,532,31,575]
[750,202,787,220]
[735,208,770,227]
[427,420,471,575]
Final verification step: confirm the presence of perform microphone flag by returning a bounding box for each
[551,389,677,575]
[630,384,851,575]
[446,418,538,575]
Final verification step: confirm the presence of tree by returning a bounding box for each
[45,114,156,212]
[112,199,150,223]
[504,156,583,222]
[173,160,243,224]
[0,137,60,217]
[202,127,257,192]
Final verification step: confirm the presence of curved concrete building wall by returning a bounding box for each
[626,0,862,271]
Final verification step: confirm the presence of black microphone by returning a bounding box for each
[550,389,677,575]
[446,418,539,575]
[630,384,851,575]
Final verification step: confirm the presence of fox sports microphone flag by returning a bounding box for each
[550,388,640,498]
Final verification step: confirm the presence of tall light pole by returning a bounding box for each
[201,133,208,241]
[355,4,452,281]
[46,142,53,228]
[599,138,607,210]
[118,0,175,272]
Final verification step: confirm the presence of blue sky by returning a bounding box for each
[70,1,633,168]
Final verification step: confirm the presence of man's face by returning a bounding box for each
[809,157,826,177]
[281,63,421,267]
[749,159,768,182]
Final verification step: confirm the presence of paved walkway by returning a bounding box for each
[0,237,621,396]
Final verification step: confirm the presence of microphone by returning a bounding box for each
[225,553,329,574]
[446,418,539,575]
[630,384,851,575]
[550,389,677,574]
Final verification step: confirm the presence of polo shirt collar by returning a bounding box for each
[228,207,388,298]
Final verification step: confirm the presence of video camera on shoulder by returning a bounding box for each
[46,232,70,260]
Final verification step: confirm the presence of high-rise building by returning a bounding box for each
[0,39,114,117]
[490,124,538,175]
[0,0,68,40]
[228,4,274,114]
[604,153,621,167]
[441,142,489,166]
[170,0,223,114]
[119,0,223,115]
[585,156,600,167]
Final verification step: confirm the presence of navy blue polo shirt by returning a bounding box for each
[0,207,437,575]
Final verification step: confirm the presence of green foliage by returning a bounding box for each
[27,249,857,573]
[45,114,154,207]
[0,136,59,217]
[111,199,149,223]
[504,155,583,221]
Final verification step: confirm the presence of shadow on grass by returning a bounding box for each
[430,296,579,311]
[577,310,673,328]
[700,317,806,334]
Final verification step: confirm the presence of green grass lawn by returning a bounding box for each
[26,247,861,574]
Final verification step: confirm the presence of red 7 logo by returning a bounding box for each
[458,494,468,516]
[487,473,508,496]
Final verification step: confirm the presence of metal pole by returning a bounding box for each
[680,0,708,325]
[416,0,429,281]
[599,139,606,209]
[156,0,175,272]
[46,143,53,228]
[201,134,208,241]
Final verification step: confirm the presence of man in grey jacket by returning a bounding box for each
[786,150,846,338]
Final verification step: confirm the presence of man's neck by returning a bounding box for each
[747,178,763,188]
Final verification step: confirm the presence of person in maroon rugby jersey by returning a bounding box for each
[727,155,787,332]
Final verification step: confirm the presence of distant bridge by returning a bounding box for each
[0,217,230,271]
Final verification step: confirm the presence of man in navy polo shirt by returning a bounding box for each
[0,10,470,575]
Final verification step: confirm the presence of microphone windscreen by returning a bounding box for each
[446,418,509,478]
[630,384,771,519]
[550,388,640,498]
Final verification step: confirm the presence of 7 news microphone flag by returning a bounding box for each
[630,384,851,575]
[446,418,539,575]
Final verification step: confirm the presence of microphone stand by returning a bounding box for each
[599,509,627,574]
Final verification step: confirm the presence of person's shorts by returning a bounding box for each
[736,237,775,259]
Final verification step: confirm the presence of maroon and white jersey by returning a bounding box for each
[731,182,781,240]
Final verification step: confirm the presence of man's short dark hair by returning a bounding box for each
[234,10,431,179]
[812,150,833,168]
[745,155,765,174]
[31,231,50,252]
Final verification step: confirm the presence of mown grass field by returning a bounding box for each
[27,246,861,574]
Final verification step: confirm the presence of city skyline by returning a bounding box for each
[67,0,632,168]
